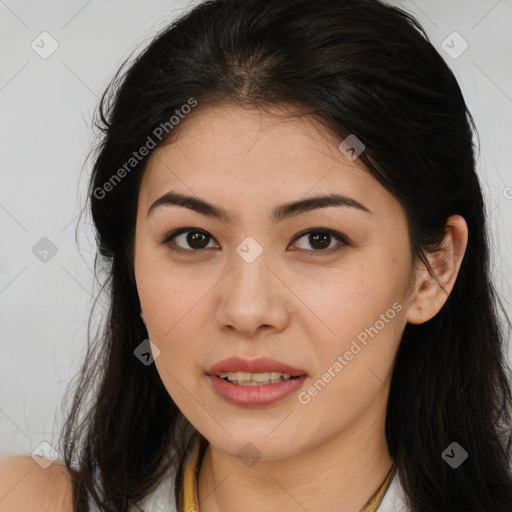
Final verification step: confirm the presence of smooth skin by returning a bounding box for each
[0,455,73,511]
[0,104,467,512]
[133,104,468,512]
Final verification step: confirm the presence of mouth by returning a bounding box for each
[207,358,308,407]
[217,371,303,386]
[208,356,308,386]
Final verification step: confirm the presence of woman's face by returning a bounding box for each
[134,104,417,459]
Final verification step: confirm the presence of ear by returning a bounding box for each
[406,215,468,325]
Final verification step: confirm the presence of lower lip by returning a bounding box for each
[208,375,307,407]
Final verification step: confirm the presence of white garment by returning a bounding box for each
[88,465,409,511]
[377,473,409,512]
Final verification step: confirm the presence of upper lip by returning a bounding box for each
[208,357,307,377]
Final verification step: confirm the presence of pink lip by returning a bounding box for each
[208,374,307,407]
[208,357,307,377]
[207,357,308,407]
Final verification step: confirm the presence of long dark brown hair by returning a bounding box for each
[60,0,512,510]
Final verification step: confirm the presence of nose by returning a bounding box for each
[215,250,290,339]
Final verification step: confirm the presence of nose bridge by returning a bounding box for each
[216,235,288,334]
[235,235,265,266]
[230,235,273,299]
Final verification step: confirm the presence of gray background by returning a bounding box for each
[1,0,511,458]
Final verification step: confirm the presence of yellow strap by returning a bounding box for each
[360,461,396,512]
[182,433,395,512]
[182,433,201,512]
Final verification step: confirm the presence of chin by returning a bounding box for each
[205,429,304,461]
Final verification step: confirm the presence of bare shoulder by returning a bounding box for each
[0,455,74,512]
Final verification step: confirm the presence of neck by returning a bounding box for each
[197,389,394,512]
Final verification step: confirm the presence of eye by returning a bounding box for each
[290,228,348,256]
[161,227,348,256]
[161,228,219,254]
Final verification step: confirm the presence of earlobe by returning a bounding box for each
[140,306,145,325]
[406,215,468,325]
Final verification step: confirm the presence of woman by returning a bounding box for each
[2,0,512,510]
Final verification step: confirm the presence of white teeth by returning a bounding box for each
[218,371,293,385]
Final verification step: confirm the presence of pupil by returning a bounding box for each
[310,232,330,249]
[188,231,208,249]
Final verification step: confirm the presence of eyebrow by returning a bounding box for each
[147,190,372,223]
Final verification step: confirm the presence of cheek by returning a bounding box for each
[136,261,215,388]
[144,276,210,414]
[141,278,210,346]
[297,296,404,430]
[291,253,406,382]
[135,238,213,341]
[292,257,402,337]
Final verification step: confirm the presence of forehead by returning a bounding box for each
[138,104,395,222]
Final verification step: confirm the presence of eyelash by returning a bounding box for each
[160,227,349,257]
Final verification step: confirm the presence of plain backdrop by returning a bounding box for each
[1,0,511,458]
